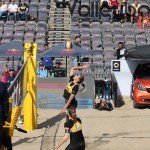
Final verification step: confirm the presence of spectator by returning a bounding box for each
[50,60,66,77]
[130,0,143,23]
[37,62,48,77]
[71,35,81,67]
[119,0,129,22]
[0,0,8,20]
[100,0,111,11]
[110,0,119,21]
[17,0,30,22]
[6,67,16,88]
[41,43,54,72]
[2,66,9,83]
[116,42,126,59]
[7,0,18,21]
[56,0,67,8]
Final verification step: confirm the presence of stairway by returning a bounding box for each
[48,1,71,48]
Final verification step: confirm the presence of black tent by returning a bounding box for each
[125,45,150,60]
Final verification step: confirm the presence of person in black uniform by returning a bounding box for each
[60,64,90,115]
[54,107,85,150]
[6,67,16,88]
[0,81,9,149]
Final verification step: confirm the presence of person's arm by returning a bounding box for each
[25,4,29,12]
[54,128,69,149]
[69,64,90,76]
[7,5,10,12]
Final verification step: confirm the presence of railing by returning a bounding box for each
[8,59,28,108]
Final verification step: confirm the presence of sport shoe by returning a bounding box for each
[18,119,23,124]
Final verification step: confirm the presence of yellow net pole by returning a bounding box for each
[23,43,37,131]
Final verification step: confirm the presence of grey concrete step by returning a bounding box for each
[48,31,70,34]
[48,37,70,41]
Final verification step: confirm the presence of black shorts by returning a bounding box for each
[65,142,85,150]
[66,99,78,109]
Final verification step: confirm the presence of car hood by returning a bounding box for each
[136,79,150,88]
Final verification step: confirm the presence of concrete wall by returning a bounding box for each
[37,77,95,109]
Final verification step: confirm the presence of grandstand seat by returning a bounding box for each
[81,22,90,28]
[124,28,134,36]
[13,32,24,41]
[113,28,123,35]
[93,55,104,62]
[92,40,102,49]
[15,21,26,27]
[38,8,48,21]
[29,2,38,19]
[123,22,133,29]
[125,35,135,41]
[113,34,124,42]
[91,22,102,28]
[112,22,122,28]
[125,41,136,49]
[136,40,147,46]
[2,31,13,40]
[15,26,25,34]
[36,33,46,40]
[24,33,35,43]
[1,39,11,44]
[134,28,145,35]
[90,28,101,34]
[37,21,47,31]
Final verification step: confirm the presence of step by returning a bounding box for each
[49,24,70,28]
[48,31,70,34]
[48,17,71,21]
[49,14,70,18]
[48,19,70,24]
[48,37,70,41]
[48,34,70,37]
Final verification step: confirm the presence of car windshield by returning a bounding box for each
[135,64,150,79]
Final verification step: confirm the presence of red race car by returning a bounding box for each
[131,64,150,108]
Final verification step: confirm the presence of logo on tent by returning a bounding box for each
[6,49,21,55]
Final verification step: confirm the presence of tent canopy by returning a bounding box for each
[125,45,150,60]
[39,42,97,57]
[0,41,24,57]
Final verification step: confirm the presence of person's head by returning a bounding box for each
[39,62,44,69]
[55,60,61,68]
[11,0,15,4]
[9,67,15,76]
[73,73,84,84]
[134,0,139,6]
[1,0,5,5]
[118,42,124,49]
[44,43,49,51]
[75,35,81,43]
[68,107,76,119]
[121,0,126,4]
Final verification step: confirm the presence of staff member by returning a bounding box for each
[0,81,9,149]
[60,64,90,115]
[54,107,85,150]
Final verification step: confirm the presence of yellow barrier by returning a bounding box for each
[3,106,23,137]
[23,43,37,131]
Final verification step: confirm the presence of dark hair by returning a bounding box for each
[78,73,84,84]
[75,35,80,40]
[68,107,76,118]
[118,42,123,45]
[44,43,48,47]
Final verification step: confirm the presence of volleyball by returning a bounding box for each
[64,41,73,50]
